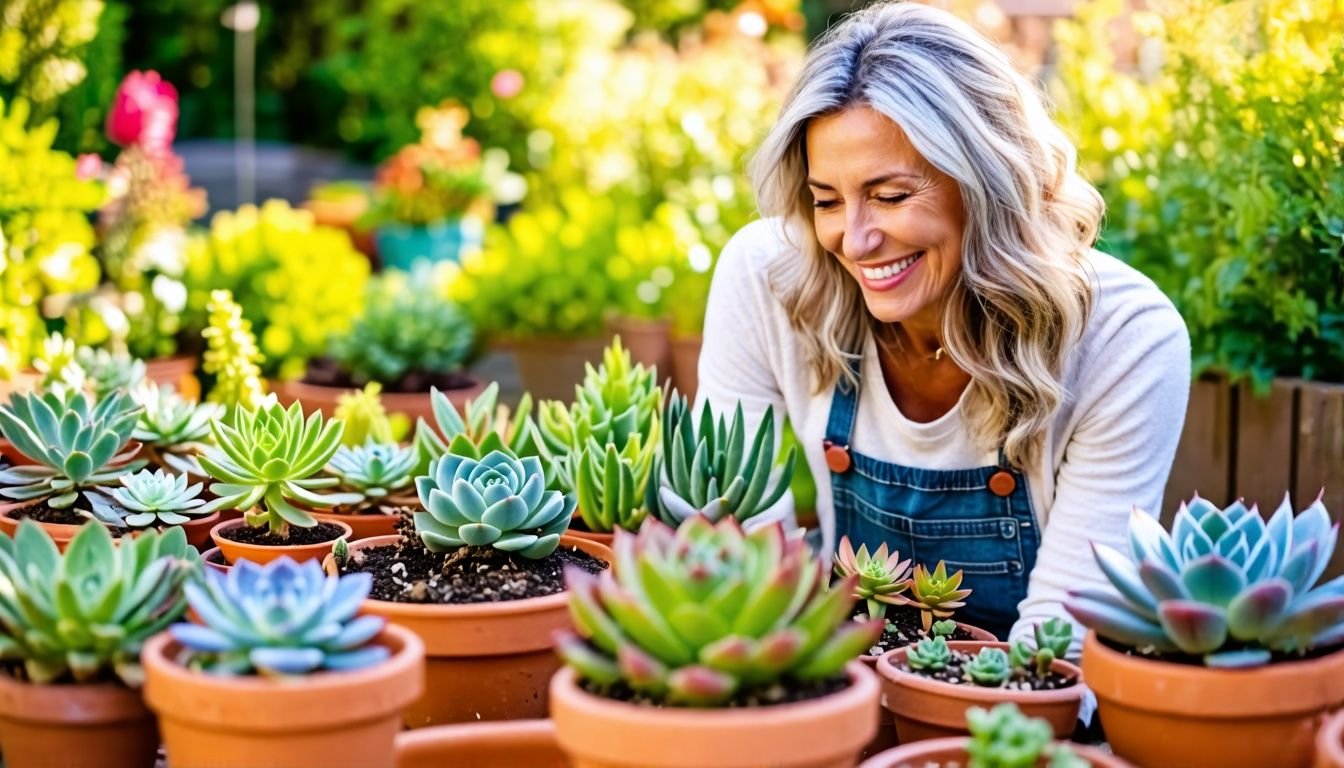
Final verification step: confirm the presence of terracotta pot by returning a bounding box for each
[210,517,353,566]
[511,336,608,403]
[201,546,231,574]
[145,354,200,401]
[394,720,567,768]
[876,641,1084,744]
[0,500,211,551]
[313,509,402,541]
[269,376,485,425]
[1316,708,1344,768]
[143,624,424,768]
[326,534,614,728]
[857,736,1132,768]
[1083,631,1344,768]
[551,660,879,768]
[0,368,41,404]
[0,673,159,768]
[668,335,702,402]
[606,315,671,380]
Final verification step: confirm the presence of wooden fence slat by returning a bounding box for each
[1163,375,1233,525]
[1296,381,1344,580]
[1232,379,1297,513]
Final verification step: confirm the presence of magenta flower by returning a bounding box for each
[106,71,179,153]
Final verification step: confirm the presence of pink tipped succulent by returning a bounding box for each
[833,536,913,620]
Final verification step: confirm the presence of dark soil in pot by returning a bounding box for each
[205,549,229,567]
[899,648,1076,692]
[15,498,128,536]
[579,666,851,709]
[859,605,979,655]
[218,521,348,546]
[1096,631,1344,667]
[303,357,476,395]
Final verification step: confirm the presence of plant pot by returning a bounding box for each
[375,217,484,272]
[313,510,402,541]
[394,720,566,768]
[0,673,159,768]
[1083,631,1344,768]
[210,517,353,566]
[143,623,425,768]
[201,546,231,574]
[511,336,608,403]
[145,354,200,401]
[550,660,880,768]
[0,500,212,551]
[0,368,41,404]
[270,376,486,425]
[606,315,671,380]
[857,736,1132,768]
[669,334,702,402]
[1316,708,1344,768]
[326,534,614,728]
[876,641,1084,744]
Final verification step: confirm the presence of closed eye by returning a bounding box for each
[877,194,911,205]
[812,199,839,210]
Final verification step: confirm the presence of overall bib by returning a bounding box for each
[823,359,1040,639]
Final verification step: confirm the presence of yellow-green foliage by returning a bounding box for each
[184,200,370,380]
[332,383,409,446]
[202,290,266,413]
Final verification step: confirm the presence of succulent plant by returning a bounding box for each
[201,289,266,413]
[833,536,912,621]
[413,382,542,474]
[170,557,389,676]
[965,647,1012,687]
[112,469,211,528]
[413,448,575,559]
[74,346,148,402]
[906,636,951,671]
[1065,494,1344,668]
[325,441,419,510]
[573,436,657,534]
[333,382,396,447]
[932,619,957,637]
[197,396,360,536]
[132,381,223,477]
[555,516,882,707]
[0,390,146,526]
[903,561,973,632]
[647,394,796,526]
[0,520,197,686]
[965,703,1088,768]
[1010,618,1073,677]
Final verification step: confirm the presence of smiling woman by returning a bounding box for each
[697,1,1191,648]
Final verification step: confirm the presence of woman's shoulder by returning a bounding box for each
[1081,249,1188,344]
[714,217,808,293]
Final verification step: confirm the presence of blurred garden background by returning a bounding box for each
[1,0,1342,519]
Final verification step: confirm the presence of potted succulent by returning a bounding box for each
[131,380,223,478]
[310,441,420,540]
[875,618,1085,744]
[141,557,425,767]
[111,468,219,548]
[860,702,1129,768]
[272,267,483,423]
[550,516,883,768]
[0,521,196,768]
[0,390,146,548]
[1065,494,1344,768]
[199,396,358,565]
[324,443,612,727]
[333,382,406,446]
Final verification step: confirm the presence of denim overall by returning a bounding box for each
[823,359,1040,639]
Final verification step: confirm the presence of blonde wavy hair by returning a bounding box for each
[749,1,1103,467]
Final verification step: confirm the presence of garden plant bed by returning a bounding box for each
[217,521,347,547]
[899,648,1075,692]
[580,670,851,709]
[861,606,980,655]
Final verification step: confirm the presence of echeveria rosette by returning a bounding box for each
[906,636,951,671]
[901,561,973,632]
[0,520,197,686]
[170,557,389,676]
[413,448,574,560]
[326,441,418,509]
[1065,494,1344,668]
[0,390,147,526]
[833,535,912,620]
[131,381,222,477]
[112,469,210,528]
[554,516,882,707]
[965,647,1011,687]
[197,397,361,536]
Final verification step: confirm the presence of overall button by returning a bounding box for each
[999,520,1017,539]
[988,470,1016,497]
[823,440,851,473]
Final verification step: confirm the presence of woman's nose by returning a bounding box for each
[842,213,883,262]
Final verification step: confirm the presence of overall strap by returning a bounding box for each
[824,356,863,451]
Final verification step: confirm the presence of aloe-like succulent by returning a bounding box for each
[903,561,973,632]
[965,647,1012,687]
[555,516,882,707]
[170,557,389,676]
[413,448,575,559]
[965,703,1088,768]
[906,636,951,671]
[0,520,197,686]
[647,394,795,526]
[0,391,146,525]
[197,396,361,536]
[112,469,211,528]
[413,382,542,474]
[1010,618,1072,678]
[1066,494,1344,668]
[132,382,223,477]
[325,441,418,510]
[833,535,912,621]
[573,436,657,534]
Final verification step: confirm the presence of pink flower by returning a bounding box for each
[490,69,525,100]
[106,71,179,153]
[75,153,103,181]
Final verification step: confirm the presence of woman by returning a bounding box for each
[698,2,1190,645]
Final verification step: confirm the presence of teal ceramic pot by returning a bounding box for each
[375,217,484,271]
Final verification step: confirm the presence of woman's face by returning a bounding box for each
[805,105,965,327]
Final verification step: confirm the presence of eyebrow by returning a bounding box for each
[806,172,921,191]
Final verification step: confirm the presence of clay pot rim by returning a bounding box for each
[209,516,354,559]
[330,534,613,619]
[0,669,152,725]
[856,736,1129,768]
[394,718,556,756]
[1316,707,1344,767]
[876,641,1085,705]
[0,499,214,539]
[860,621,997,663]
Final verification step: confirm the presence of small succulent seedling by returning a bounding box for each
[932,619,958,637]
[906,636,952,671]
[1011,618,1073,677]
[965,647,1012,687]
[902,560,973,632]
[833,535,912,620]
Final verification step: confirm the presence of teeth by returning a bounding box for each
[861,252,922,281]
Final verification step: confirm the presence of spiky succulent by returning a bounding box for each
[0,391,146,526]
[965,647,1011,687]
[555,516,881,707]
[1066,494,1344,668]
[646,394,795,527]
[833,535,912,620]
[904,561,973,632]
[132,382,223,477]
[965,703,1088,768]
[906,636,951,671]
[170,557,389,676]
[112,469,211,528]
[325,441,418,510]
[0,520,197,686]
[413,382,542,474]
[197,396,360,536]
[413,448,575,559]
[573,437,656,534]
[333,383,396,447]
[1010,618,1073,678]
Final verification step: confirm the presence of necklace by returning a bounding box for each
[876,325,946,363]
[931,346,946,361]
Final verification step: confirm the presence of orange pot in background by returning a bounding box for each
[210,517,352,566]
[312,510,401,541]
[510,336,607,403]
[668,335,702,402]
[858,736,1132,768]
[145,355,200,401]
[270,377,485,426]
[0,674,159,768]
[394,720,567,768]
[605,316,671,380]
